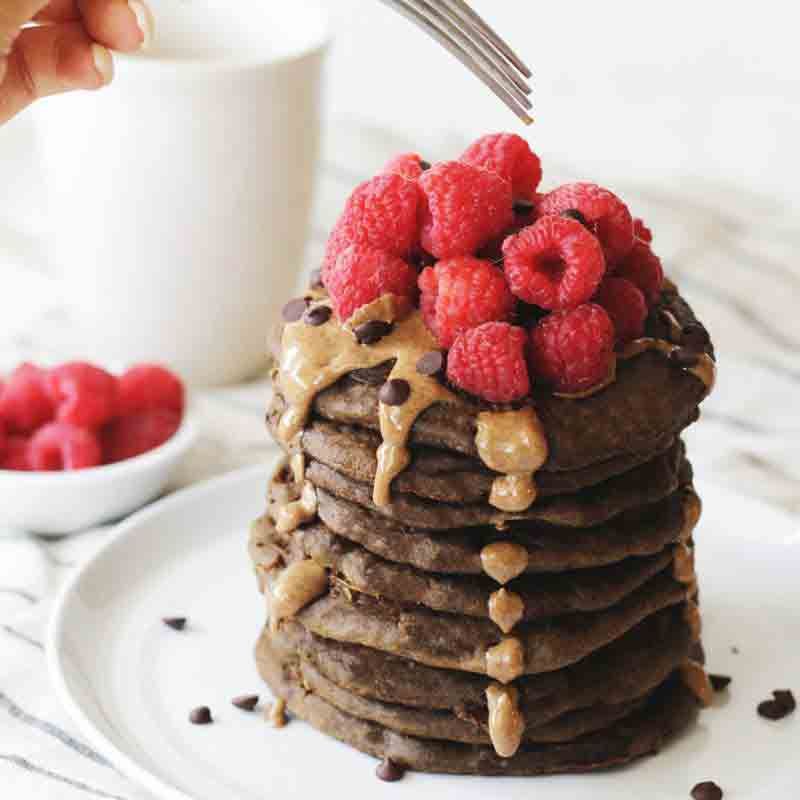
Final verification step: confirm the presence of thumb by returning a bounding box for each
[0,22,113,125]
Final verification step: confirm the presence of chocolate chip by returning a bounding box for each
[162,617,187,631]
[513,199,535,214]
[709,674,731,692]
[416,350,445,377]
[308,268,323,289]
[561,208,589,227]
[354,320,393,345]
[731,645,739,655]
[189,706,213,725]
[379,378,411,406]
[691,781,723,800]
[669,347,700,368]
[303,305,332,326]
[282,297,308,323]
[419,159,432,171]
[758,689,796,720]
[375,758,405,782]
[232,694,259,712]
[682,322,710,351]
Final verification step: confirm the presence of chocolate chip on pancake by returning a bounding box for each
[416,350,445,377]
[303,305,332,326]
[282,297,309,323]
[379,379,411,406]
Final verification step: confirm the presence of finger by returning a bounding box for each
[0,22,112,125]
[78,0,152,52]
[0,0,50,54]
[35,1,80,23]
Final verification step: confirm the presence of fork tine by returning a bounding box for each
[441,0,532,80]
[414,0,532,110]
[379,0,533,124]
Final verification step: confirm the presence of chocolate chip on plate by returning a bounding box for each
[691,781,723,800]
[758,689,796,720]
[416,350,445,377]
[282,297,308,323]
[379,378,411,406]
[303,305,332,326]
[232,694,260,712]
[419,159,432,172]
[669,347,700,368]
[308,268,323,289]
[560,208,589,227]
[189,706,213,725]
[709,674,732,692]
[354,320,393,345]
[162,617,187,631]
[375,758,405,782]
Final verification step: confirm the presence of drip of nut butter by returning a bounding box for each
[486,683,525,758]
[680,659,714,707]
[269,559,328,632]
[480,541,529,584]
[486,637,525,683]
[274,481,318,535]
[475,408,549,512]
[489,588,525,634]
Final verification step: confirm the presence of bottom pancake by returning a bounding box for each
[256,640,699,775]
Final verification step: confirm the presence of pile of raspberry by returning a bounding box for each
[0,362,184,471]
[321,133,664,403]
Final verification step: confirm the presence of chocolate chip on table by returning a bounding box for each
[282,297,308,323]
[189,706,213,725]
[308,268,323,289]
[379,378,411,406]
[303,305,332,327]
[375,758,405,782]
[709,674,732,692]
[691,781,723,800]
[560,208,589,227]
[162,617,187,631]
[232,694,260,712]
[354,320,393,345]
[416,350,445,377]
[669,347,700,368]
[758,689,796,720]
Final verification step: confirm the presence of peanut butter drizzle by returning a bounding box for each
[475,408,549,512]
[270,559,328,632]
[486,683,525,758]
[480,541,529,585]
[274,481,318,535]
[489,588,525,634]
[619,337,716,399]
[267,698,288,728]
[486,637,525,684]
[673,543,696,584]
[681,489,703,541]
[680,660,714,707]
[277,299,456,507]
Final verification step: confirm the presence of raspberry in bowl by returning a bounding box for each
[0,361,196,535]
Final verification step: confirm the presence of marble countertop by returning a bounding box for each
[1,121,798,798]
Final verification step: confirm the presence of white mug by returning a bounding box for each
[32,1,328,385]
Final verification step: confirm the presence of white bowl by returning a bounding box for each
[0,415,197,535]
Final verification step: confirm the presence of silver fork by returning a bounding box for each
[378,0,533,124]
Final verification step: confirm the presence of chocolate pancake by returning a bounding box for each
[251,514,676,622]
[276,291,711,477]
[258,631,655,744]
[312,481,695,575]
[263,571,686,676]
[304,442,685,530]
[266,606,691,726]
[257,651,699,775]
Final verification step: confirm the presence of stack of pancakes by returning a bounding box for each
[250,286,715,775]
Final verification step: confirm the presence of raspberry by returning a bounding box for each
[326,245,418,322]
[537,182,634,263]
[383,152,429,180]
[418,161,513,259]
[29,423,102,471]
[460,133,542,201]
[614,239,664,305]
[633,217,653,244]
[529,303,615,394]
[418,257,515,348]
[118,365,184,416]
[593,277,646,343]
[0,435,31,471]
[46,362,118,429]
[446,322,530,403]
[322,173,421,280]
[502,216,605,311]
[102,408,182,463]
[0,363,54,433]
[0,423,6,460]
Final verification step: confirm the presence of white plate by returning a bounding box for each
[47,465,800,799]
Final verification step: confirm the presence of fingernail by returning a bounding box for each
[128,0,155,50]
[92,44,114,85]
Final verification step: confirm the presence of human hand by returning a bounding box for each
[0,0,153,124]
